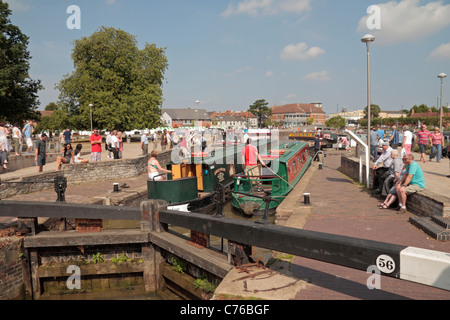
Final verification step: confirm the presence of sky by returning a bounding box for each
[4,0,450,116]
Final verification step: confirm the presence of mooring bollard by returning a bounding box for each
[113,183,119,192]
[303,193,311,205]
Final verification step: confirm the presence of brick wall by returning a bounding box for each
[0,237,25,300]
[339,156,374,189]
[339,155,449,218]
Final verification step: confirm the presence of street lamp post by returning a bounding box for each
[361,34,375,151]
[89,104,93,133]
[438,73,447,132]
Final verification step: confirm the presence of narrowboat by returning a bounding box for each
[289,131,339,148]
[231,141,311,217]
[147,143,258,214]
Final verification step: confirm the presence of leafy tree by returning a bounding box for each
[56,26,168,131]
[410,104,429,115]
[0,1,43,123]
[248,99,272,128]
[34,108,70,133]
[363,104,380,119]
[326,116,346,129]
[45,102,59,111]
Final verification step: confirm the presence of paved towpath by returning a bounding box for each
[290,151,450,300]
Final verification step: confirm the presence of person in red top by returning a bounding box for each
[90,128,102,162]
[416,124,431,163]
[241,138,266,190]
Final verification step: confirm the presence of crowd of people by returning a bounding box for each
[0,121,215,174]
[371,123,448,214]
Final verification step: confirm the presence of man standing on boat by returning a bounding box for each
[241,138,266,191]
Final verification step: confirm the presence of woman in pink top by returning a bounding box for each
[429,128,445,163]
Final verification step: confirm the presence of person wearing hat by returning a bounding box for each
[372,141,393,195]
[401,126,412,156]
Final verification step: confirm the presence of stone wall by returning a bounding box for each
[0,154,59,174]
[0,150,172,200]
[339,155,450,218]
[0,237,25,300]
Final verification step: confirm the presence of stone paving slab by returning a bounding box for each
[290,152,450,300]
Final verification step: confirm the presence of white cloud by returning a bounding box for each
[106,0,116,5]
[221,0,311,17]
[4,0,32,11]
[428,43,450,60]
[357,0,450,45]
[285,93,297,99]
[280,42,325,61]
[303,70,330,82]
[266,70,274,77]
[226,66,253,76]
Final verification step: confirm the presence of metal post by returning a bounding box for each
[54,176,67,203]
[366,42,371,150]
[214,183,225,218]
[362,34,375,157]
[437,73,447,133]
[89,104,93,133]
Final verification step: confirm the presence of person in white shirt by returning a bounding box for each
[110,130,120,159]
[402,126,413,156]
[141,133,149,155]
[372,142,393,195]
[106,131,112,158]
[12,123,22,156]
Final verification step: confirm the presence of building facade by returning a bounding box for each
[271,103,326,127]
[161,108,212,127]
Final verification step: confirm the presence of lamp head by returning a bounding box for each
[361,34,375,43]
[438,73,447,79]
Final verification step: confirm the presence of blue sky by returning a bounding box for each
[4,0,450,116]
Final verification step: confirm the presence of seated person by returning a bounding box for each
[74,144,89,164]
[56,143,74,170]
[395,154,425,214]
[378,159,407,209]
[148,150,171,181]
[380,149,403,196]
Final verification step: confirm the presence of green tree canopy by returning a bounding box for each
[363,104,380,119]
[0,1,43,123]
[249,99,272,128]
[56,26,168,131]
[326,116,346,129]
[408,104,445,116]
[34,108,69,133]
[44,102,58,111]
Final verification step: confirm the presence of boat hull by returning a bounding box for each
[232,142,311,217]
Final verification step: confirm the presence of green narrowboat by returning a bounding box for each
[147,143,260,213]
[232,141,311,217]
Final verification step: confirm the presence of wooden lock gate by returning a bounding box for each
[0,199,449,292]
